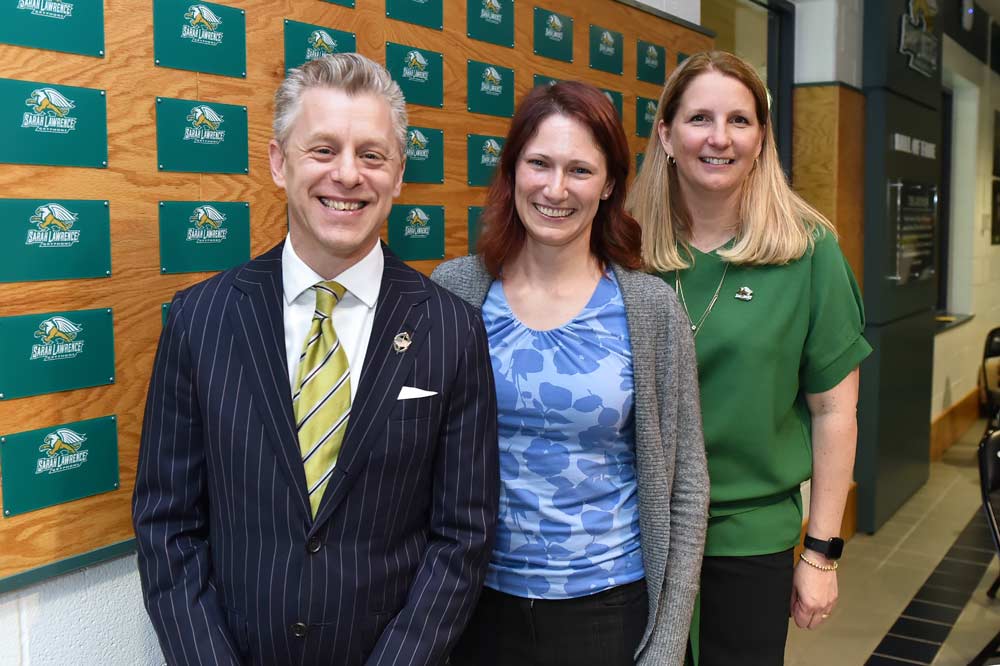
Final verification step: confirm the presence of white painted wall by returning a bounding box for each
[933,36,1000,418]
[0,554,162,665]
[635,0,700,25]
[791,0,863,87]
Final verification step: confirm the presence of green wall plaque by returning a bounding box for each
[323,0,355,6]
[388,205,444,260]
[467,0,514,48]
[1,415,119,518]
[467,134,504,186]
[678,52,689,65]
[636,152,645,174]
[467,59,513,118]
[589,25,622,75]
[601,88,623,118]
[0,199,111,283]
[637,40,666,84]
[159,201,250,274]
[0,0,104,57]
[468,206,484,254]
[162,302,171,326]
[153,0,247,78]
[636,95,658,138]
[156,96,249,174]
[0,307,115,400]
[386,0,442,30]
[404,126,444,184]
[533,7,573,62]
[284,19,356,71]
[0,78,107,168]
[386,42,443,108]
[533,73,561,88]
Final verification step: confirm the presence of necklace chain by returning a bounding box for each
[675,263,729,338]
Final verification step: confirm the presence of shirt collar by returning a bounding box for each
[282,236,383,309]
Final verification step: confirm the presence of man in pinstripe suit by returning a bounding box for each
[133,54,499,666]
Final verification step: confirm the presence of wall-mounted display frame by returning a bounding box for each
[153,0,247,78]
[155,96,249,174]
[636,95,658,137]
[386,42,444,108]
[467,60,514,118]
[158,201,251,274]
[404,126,445,184]
[283,19,357,72]
[601,88,623,118]
[637,40,666,84]
[533,7,573,62]
[467,134,504,186]
[0,0,105,57]
[589,25,622,75]
[388,205,445,260]
[386,0,443,30]
[467,0,514,48]
[468,206,484,255]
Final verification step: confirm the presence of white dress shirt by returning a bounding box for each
[282,236,383,402]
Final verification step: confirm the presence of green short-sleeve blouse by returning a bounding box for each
[664,230,872,556]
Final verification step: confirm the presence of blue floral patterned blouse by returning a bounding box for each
[482,272,644,599]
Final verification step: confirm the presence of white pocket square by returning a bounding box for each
[397,386,438,400]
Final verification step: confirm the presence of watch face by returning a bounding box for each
[806,535,845,560]
[828,537,845,560]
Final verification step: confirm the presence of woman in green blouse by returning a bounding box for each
[627,51,872,665]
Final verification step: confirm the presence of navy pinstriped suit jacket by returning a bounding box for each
[133,242,499,666]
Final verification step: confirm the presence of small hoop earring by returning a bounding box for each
[667,154,676,166]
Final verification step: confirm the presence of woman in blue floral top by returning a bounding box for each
[432,81,709,666]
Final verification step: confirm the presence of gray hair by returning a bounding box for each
[272,53,408,157]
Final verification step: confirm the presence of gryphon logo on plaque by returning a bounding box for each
[644,44,659,68]
[406,129,431,161]
[187,205,228,243]
[307,30,337,60]
[36,428,89,475]
[644,100,657,126]
[184,105,225,145]
[481,0,502,24]
[599,30,616,56]
[545,14,564,41]
[182,4,224,46]
[481,139,501,167]
[404,208,431,238]
[26,203,81,247]
[31,316,84,361]
[403,50,429,82]
[481,67,503,96]
[16,0,73,20]
[22,87,77,134]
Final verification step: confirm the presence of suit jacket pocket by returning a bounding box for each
[223,605,251,662]
[388,393,442,422]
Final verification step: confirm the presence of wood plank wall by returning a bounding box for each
[0,0,711,580]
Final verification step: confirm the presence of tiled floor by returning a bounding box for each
[785,420,1000,666]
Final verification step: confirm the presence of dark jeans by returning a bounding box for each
[450,579,648,666]
[698,549,795,666]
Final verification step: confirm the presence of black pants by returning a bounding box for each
[698,549,795,666]
[450,579,648,666]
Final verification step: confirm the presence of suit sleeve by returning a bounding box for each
[366,304,500,666]
[132,294,242,666]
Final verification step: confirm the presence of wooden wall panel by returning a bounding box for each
[0,0,710,580]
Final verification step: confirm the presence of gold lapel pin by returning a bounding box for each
[392,331,412,354]
[735,286,753,301]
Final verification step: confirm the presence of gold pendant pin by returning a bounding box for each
[735,286,753,301]
[392,331,412,354]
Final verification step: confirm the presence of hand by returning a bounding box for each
[790,550,838,629]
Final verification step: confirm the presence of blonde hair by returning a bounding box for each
[273,53,408,157]
[626,51,834,271]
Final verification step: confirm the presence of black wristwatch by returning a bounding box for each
[803,535,845,560]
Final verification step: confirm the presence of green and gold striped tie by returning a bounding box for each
[294,280,351,517]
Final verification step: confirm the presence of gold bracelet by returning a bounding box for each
[800,553,838,571]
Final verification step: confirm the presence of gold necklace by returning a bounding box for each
[674,263,729,337]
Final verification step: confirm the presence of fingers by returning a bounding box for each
[792,599,834,629]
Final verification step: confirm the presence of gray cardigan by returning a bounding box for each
[431,256,709,666]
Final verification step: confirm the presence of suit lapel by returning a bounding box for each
[311,247,431,532]
[228,242,312,523]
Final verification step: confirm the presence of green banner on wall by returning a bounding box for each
[533,7,573,62]
[284,19,356,71]
[388,205,444,260]
[159,201,250,274]
[404,126,444,184]
[637,40,666,84]
[0,199,111,283]
[0,308,115,400]
[0,78,107,168]
[156,96,249,173]
[589,25,622,75]
[467,59,513,117]
[636,95,658,138]
[323,0,355,6]
[601,88,623,118]
[1,415,119,518]
[0,0,104,57]
[468,206,484,255]
[467,134,504,186]
[386,42,443,108]
[153,0,247,78]
[386,0,442,30]
[467,0,514,47]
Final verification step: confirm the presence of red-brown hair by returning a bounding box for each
[477,81,642,277]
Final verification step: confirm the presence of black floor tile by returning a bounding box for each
[874,635,939,664]
[947,544,997,564]
[934,558,990,582]
[889,616,952,644]
[866,656,922,666]
[902,599,962,624]
[913,584,971,608]
[927,570,984,592]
